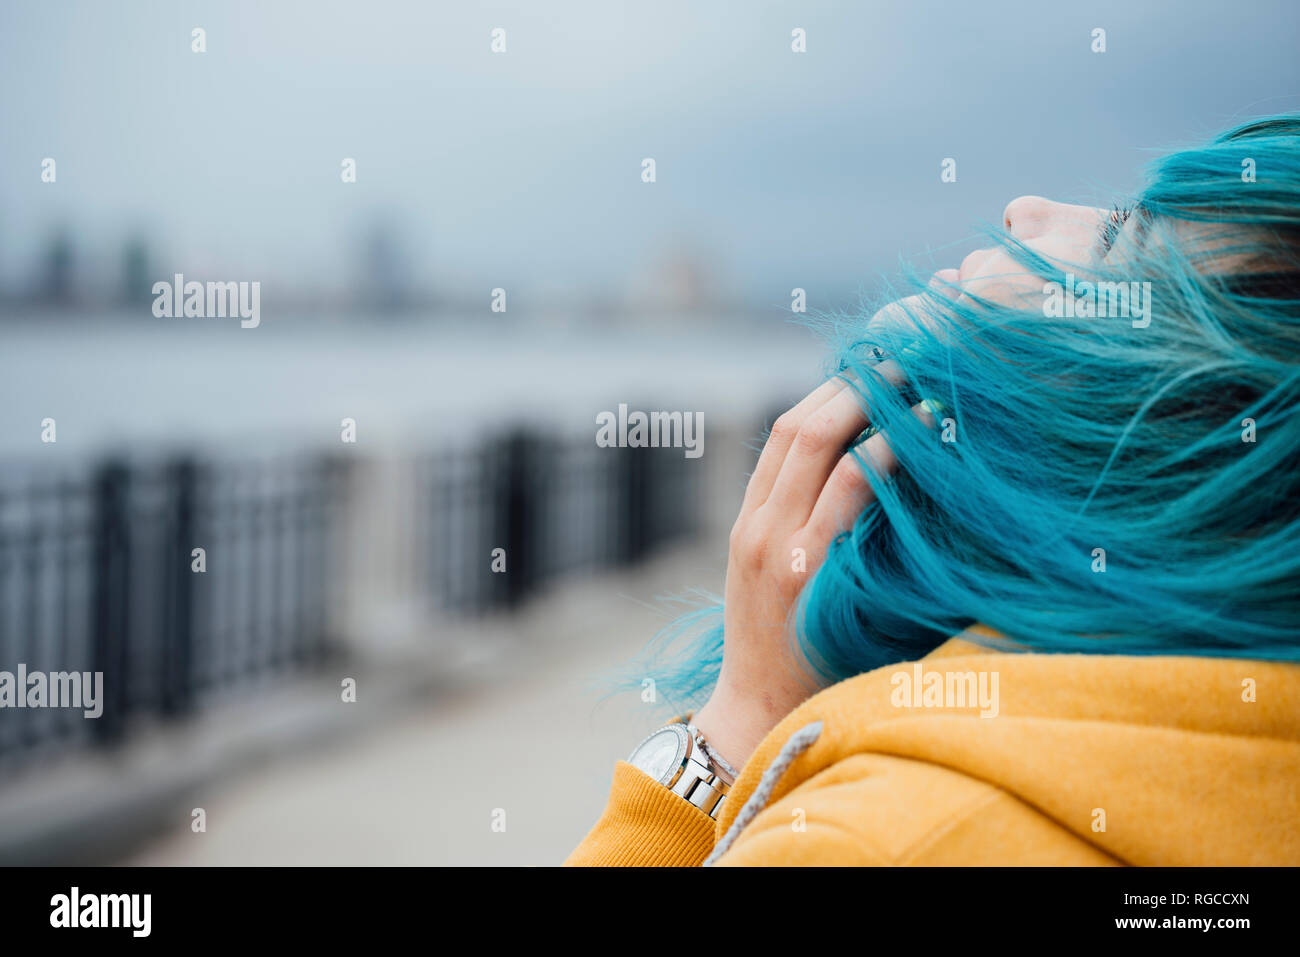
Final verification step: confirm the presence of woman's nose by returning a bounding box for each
[1001,195,1056,239]
[1002,195,1109,242]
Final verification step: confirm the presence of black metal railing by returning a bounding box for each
[0,454,348,764]
[417,430,700,613]
[0,426,703,771]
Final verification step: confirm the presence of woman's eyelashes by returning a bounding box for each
[1097,203,1136,257]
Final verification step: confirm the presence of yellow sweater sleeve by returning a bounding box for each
[563,761,717,867]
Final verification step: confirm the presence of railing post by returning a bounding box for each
[615,444,649,565]
[160,458,196,715]
[90,461,130,743]
[490,429,539,610]
[314,452,350,659]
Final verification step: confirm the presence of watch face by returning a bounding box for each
[629,727,688,784]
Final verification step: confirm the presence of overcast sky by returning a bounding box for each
[2,0,1298,310]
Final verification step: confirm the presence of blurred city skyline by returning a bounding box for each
[3,0,1299,318]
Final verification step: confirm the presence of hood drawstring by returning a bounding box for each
[704,720,823,866]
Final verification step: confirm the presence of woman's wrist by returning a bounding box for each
[690,684,787,777]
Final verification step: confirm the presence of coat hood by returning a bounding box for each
[709,634,1300,865]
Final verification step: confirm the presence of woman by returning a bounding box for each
[567,115,1300,866]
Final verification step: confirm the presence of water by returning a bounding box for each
[0,312,826,463]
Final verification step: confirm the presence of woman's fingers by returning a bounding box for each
[802,401,937,546]
[739,378,846,515]
[762,386,870,520]
[761,358,912,518]
[743,357,913,520]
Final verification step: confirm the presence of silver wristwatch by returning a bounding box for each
[627,722,730,818]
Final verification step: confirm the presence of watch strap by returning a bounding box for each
[671,746,729,817]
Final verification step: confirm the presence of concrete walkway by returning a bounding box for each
[124,542,727,866]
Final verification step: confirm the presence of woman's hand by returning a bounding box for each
[691,361,929,774]
[690,210,1099,773]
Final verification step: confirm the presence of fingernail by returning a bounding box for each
[922,398,947,416]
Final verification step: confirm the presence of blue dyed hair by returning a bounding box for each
[633,114,1300,708]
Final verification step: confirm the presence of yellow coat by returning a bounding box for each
[566,635,1300,866]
